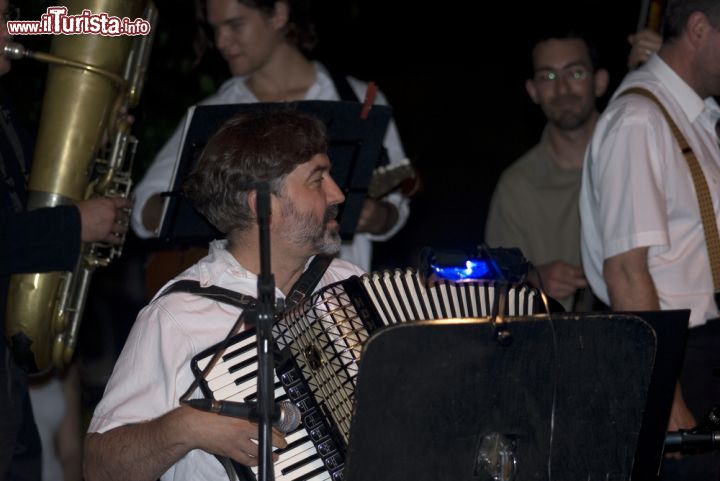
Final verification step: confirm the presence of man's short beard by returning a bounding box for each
[545,94,595,131]
[280,201,341,255]
[552,112,592,130]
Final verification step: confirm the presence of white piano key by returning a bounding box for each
[195,334,257,371]
[206,356,258,392]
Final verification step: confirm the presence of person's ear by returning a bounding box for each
[248,189,258,218]
[594,68,609,98]
[526,78,540,105]
[270,0,290,30]
[250,189,281,226]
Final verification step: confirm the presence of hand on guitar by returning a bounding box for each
[367,158,421,200]
[356,199,399,235]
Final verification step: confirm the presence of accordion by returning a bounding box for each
[191,269,540,481]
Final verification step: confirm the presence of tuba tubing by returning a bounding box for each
[5,0,157,374]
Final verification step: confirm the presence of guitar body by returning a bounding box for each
[367,158,421,199]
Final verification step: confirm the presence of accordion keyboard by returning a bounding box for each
[193,332,344,481]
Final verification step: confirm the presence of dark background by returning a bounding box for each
[4,0,652,411]
[7,0,646,269]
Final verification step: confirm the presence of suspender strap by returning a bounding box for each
[621,87,720,308]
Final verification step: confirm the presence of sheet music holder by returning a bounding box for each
[344,310,689,481]
[157,101,392,244]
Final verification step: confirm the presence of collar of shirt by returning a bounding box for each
[224,61,333,102]
[195,239,319,298]
[644,55,711,125]
[194,239,256,287]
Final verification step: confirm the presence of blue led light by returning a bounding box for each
[432,259,492,281]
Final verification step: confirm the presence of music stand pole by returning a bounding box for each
[255,182,276,481]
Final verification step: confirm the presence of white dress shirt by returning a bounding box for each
[88,240,364,480]
[580,55,720,327]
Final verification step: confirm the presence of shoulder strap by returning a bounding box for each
[326,68,360,103]
[156,254,335,312]
[156,279,256,309]
[620,87,720,306]
[284,254,334,310]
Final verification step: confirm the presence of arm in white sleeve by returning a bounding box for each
[347,82,411,242]
[130,116,188,238]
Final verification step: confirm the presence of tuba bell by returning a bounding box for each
[5,0,157,373]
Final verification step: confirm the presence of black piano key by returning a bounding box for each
[243,381,282,402]
[280,453,320,476]
[221,340,256,362]
[228,355,257,374]
[274,435,310,455]
[292,466,328,481]
[233,370,258,386]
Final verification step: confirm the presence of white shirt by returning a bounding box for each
[131,62,409,271]
[580,55,720,327]
[88,240,364,480]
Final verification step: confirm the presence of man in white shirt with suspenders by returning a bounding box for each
[581,0,720,477]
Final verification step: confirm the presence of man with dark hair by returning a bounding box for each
[132,0,409,272]
[485,29,609,311]
[84,110,364,481]
[581,0,720,477]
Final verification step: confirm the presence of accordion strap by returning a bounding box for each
[155,253,334,312]
[284,254,334,311]
[156,280,256,308]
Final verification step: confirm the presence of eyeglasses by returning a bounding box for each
[533,65,590,85]
[3,4,19,22]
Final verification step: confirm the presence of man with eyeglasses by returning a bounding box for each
[485,27,609,311]
[581,0,720,477]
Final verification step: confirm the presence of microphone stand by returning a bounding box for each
[253,181,276,481]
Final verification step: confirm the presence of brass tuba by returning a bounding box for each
[5,0,157,373]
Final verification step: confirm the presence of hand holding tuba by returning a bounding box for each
[5,0,157,374]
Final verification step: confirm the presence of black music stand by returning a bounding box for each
[344,311,689,481]
[157,101,392,244]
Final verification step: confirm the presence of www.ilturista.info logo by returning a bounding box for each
[7,6,151,36]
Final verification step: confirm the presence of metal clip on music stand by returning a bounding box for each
[157,100,393,245]
[344,311,689,481]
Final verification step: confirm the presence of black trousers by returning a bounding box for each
[0,349,41,481]
[661,320,720,481]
